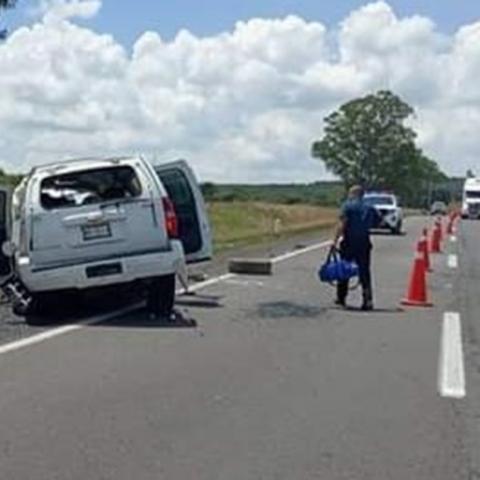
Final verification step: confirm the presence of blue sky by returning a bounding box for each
[2,0,480,45]
[1,1,480,180]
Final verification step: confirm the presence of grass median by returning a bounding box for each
[208,201,337,252]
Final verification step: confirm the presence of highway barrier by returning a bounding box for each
[228,258,273,275]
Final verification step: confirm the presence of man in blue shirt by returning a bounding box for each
[333,185,378,310]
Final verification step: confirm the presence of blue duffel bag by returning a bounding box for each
[318,247,359,283]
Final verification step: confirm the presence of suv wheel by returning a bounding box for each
[15,293,50,323]
[147,274,176,320]
[392,221,402,235]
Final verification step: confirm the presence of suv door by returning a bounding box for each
[154,160,212,263]
[0,186,11,276]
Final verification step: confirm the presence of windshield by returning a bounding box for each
[465,191,480,199]
[40,166,142,210]
[363,195,394,206]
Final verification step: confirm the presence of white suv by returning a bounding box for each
[0,157,212,317]
[364,192,403,235]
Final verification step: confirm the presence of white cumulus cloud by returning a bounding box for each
[34,0,102,22]
[0,1,479,181]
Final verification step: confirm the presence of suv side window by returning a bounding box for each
[0,189,10,276]
[0,190,6,226]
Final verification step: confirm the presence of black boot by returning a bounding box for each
[361,288,373,311]
[336,280,348,308]
[335,297,347,308]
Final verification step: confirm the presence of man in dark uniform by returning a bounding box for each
[333,185,378,311]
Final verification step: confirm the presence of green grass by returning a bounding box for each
[202,182,344,206]
[208,202,338,252]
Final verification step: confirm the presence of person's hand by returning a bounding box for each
[332,235,341,249]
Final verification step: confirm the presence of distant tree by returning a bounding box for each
[466,169,476,178]
[0,168,23,187]
[311,90,446,204]
[0,0,16,40]
[200,182,218,200]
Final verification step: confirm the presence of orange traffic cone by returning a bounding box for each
[420,228,432,272]
[401,240,433,307]
[431,221,442,253]
[447,218,453,235]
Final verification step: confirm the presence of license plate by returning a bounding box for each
[82,223,111,241]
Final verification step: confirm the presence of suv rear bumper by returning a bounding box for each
[375,211,401,230]
[17,242,184,292]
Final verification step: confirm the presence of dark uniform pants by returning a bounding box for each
[337,242,373,304]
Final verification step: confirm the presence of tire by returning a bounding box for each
[14,293,49,320]
[391,221,402,235]
[147,274,176,319]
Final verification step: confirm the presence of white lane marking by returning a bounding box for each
[177,273,235,295]
[224,279,264,287]
[450,235,457,243]
[448,254,458,269]
[438,312,466,399]
[0,303,142,357]
[271,240,332,264]
[0,240,332,356]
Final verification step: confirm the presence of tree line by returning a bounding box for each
[0,169,23,187]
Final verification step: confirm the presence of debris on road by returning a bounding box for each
[228,258,273,275]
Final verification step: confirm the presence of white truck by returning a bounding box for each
[461,177,480,219]
[0,157,212,317]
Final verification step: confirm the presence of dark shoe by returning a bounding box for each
[362,287,373,311]
[335,298,347,307]
[361,301,374,311]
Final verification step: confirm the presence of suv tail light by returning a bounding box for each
[162,197,178,238]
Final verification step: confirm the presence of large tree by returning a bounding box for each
[0,0,16,39]
[311,90,445,203]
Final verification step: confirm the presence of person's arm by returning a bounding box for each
[333,218,346,248]
[333,202,348,248]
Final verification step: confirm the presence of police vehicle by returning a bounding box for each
[363,191,403,235]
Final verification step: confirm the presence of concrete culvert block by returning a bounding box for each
[228,258,273,275]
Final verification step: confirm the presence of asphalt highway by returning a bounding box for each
[0,217,477,479]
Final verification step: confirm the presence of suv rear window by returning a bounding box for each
[364,195,394,206]
[40,166,142,210]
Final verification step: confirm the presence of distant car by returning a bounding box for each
[430,201,448,216]
[363,192,403,235]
